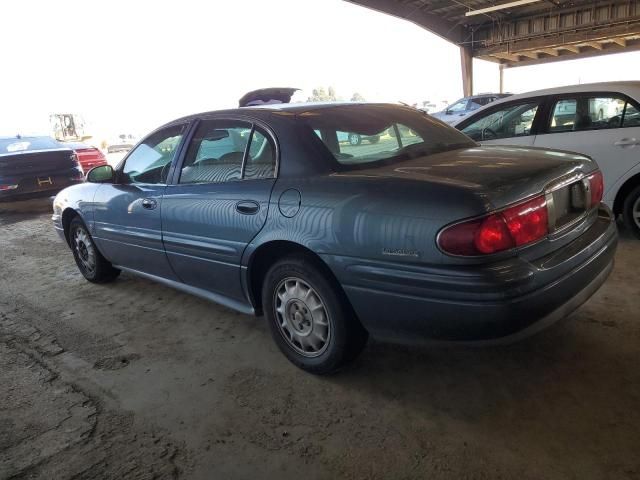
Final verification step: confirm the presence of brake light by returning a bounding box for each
[0,184,18,191]
[588,170,604,207]
[439,195,549,256]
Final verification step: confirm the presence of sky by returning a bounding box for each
[2,0,640,140]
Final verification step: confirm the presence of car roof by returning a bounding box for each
[468,93,510,99]
[490,81,640,105]
[165,102,417,126]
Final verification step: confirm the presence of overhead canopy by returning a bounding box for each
[346,0,640,68]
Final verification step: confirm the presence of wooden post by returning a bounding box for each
[499,63,505,93]
[460,46,473,97]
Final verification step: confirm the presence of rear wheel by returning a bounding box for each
[69,217,120,283]
[262,255,368,374]
[369,135,380,144]
[622,185,640,239]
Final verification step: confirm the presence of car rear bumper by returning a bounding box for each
[0,173,83,201]
[324,208,618,343]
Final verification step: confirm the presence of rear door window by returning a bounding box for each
[180,121,250,184]
[548,95,632,132]
[623,102,640,127]
[179,121,276,184]
[244,128,276,180]
[460,102,539,141]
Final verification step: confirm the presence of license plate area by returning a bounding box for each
[547,179,589,232]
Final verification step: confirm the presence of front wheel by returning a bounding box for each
[69,217,120,283]
[622,185,640,239]
[262,255,368,374]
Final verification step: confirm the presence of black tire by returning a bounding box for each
[348,133,362,146]
[262,255,368,374]
[69,217,120,283]
[622,185,640,239]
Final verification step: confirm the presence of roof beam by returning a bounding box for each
[585,41,604,50]
[491,52,522,62]
[517,50,540,59]
[464,0,543,17]
[562,45,581,54]
[539,48,560,56]
[612,37,627,47]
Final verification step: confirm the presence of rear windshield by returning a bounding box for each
[0,137,61,154]
[300,105,475,170]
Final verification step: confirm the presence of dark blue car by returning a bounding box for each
[1,136,84,200]
[52,103,617,373]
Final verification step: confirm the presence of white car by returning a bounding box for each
[455,82,640,237]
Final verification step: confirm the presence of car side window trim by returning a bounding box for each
[169,115,279,186]
[165,120,199,185]
[539,91,640,135]
[240,124,256,180]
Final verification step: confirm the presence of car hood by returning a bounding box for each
[335,145,596,210]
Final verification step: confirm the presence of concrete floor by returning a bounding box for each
[1,198,639,480]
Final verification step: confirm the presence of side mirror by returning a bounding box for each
[87,165,114,183]
[445,109,452,115]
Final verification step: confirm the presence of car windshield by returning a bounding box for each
[300,105,475,170]
[0,136,61,154]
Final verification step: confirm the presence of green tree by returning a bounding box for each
[308,86,339,102]
[350,92,365,102]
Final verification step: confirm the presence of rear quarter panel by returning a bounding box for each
[246,175,487,267]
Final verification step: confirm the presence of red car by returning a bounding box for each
[65,143,108,174]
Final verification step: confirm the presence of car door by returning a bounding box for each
[92,123,188,279]
[458,99,542,147]
[533,93,640,205]
[161,118,277,302]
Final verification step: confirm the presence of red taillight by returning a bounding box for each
[588,170,604,207]
[475,214,514,254]
[439,195,549,256]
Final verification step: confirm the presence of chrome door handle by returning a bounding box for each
[614,138,639,147]
[141,198,157,210]
[236,200,259,215]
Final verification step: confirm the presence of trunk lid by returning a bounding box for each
[338,145,596,210]
[0,149,78,176]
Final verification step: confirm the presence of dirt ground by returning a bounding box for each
[1,198,639,480]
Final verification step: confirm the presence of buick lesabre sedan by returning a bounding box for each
[52,103,617,374]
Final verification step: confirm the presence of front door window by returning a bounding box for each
[122,124,186,184]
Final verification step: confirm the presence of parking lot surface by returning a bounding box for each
[1,199,639,479]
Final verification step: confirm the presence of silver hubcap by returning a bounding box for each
[633,197,640,229]
[274,277,331,357]
[349,134,359,145]
[74,227,96,274]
